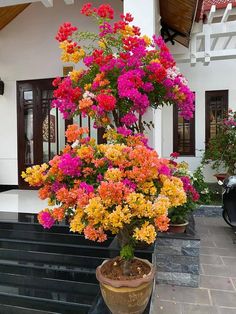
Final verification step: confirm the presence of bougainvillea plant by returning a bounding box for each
[22,127,187,266]
[52,3,195,133]
[203,109,236,175]
[167,156,200,224]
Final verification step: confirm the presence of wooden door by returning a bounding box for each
[17,79,56,189]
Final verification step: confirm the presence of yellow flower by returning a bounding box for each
[104,168,123,182]
[138,181,157,195]
[21,164,48,187]
[152,195,171,216]
[69,69,83,83]
[142,35,152,46]
[106,205,132,229]
[98,39,107,49]
[133,222,156,244]
[126,192,154,218]
[85,197,108,225]
[84,83,92,91]
[160,175,187,207]
[70,207,85,233]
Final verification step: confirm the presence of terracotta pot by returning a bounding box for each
[214,173,228,181]
[168,221,189,233]
[96,257,155,314]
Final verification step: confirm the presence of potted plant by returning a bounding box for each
[22,3,195,312]
[167,156,200,233]
[203,109,236,177]
[22,128,187,313]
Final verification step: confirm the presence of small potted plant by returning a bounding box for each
[203,109,236,178]
[167,157,200,233]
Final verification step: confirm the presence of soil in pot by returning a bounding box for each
[101,257,151,280]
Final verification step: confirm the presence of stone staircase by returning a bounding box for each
[0,212,153,314]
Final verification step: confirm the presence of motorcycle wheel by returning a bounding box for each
[222,209,236,228]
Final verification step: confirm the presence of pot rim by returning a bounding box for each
[169,221,189,227]
[96,257,155,288]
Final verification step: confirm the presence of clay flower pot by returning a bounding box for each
[96,257,155,314]
[168,221,189,233]
[214,173,228,182]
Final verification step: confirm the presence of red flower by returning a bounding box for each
[120,13,134,22]
[55,22,77,42]
[81,3,93,16]
[96,4,114,19]
[170,152,180,159]
[96,93,116,111]
[52,77,61,87]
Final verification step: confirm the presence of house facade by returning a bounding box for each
[0,0,235,187]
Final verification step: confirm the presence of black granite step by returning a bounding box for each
[0,228,113,246]
[0,304,58,314]
[0,238,112,257]
[0,260,97,283]
[0,248,105,268]
[0,212,153,313]
[0,292,90,314]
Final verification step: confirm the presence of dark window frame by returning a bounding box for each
[173,104,196,157]
[205,90,228,147]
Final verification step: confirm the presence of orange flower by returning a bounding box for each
[79,98,93,110]
[52,207,66,221]
[154,215,170,232]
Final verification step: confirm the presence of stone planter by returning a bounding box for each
[96,257,155,314]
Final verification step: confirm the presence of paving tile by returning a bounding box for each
[211,290,236,307]
[202,264,236,277]
[200,275,234,290]
[200,254,223,265]
[200,240,216,247]
[203,217,226,226]
[182,303,218,314]
[218,307,236,314]
[156,284,210,305]
[221,256,236,266]
[231,279,236,290]
[200,247,236,257]
[151,300,182,314]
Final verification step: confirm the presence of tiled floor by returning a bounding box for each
[153,217,236,314]
[0,189,46,213]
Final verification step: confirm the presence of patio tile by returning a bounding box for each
[231,279,236,290]
[202,264,236,277]
[182,304,218,314]
[151,300,182,314]
[200,247,236,257]
[200,254,223,265]
[200,275,234,290]
[221,256,236,266]
[200,240,216,247]
[218,307,236,314]
[210,290,236,307]
[156,284,210,305]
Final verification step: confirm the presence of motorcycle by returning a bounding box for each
[220,176,236,228]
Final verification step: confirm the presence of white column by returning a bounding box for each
[123,0,162,154]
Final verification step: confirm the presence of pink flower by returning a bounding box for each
[170,152,180,159]
[38,211,55,229]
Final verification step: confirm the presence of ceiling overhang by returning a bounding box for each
[160,0,204,47]
[0,3,30,30]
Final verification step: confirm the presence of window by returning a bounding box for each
[173,105,195,156]
[205,90,228,146]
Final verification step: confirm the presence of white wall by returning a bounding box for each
[163,41,236,182]
[0,0,123,185]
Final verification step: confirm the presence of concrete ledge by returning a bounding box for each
[194,205,222,217]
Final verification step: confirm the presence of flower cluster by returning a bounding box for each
[52,3,194,131]
[22,127,187,256]
[203,109,236,175]
[167,156,200,224]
